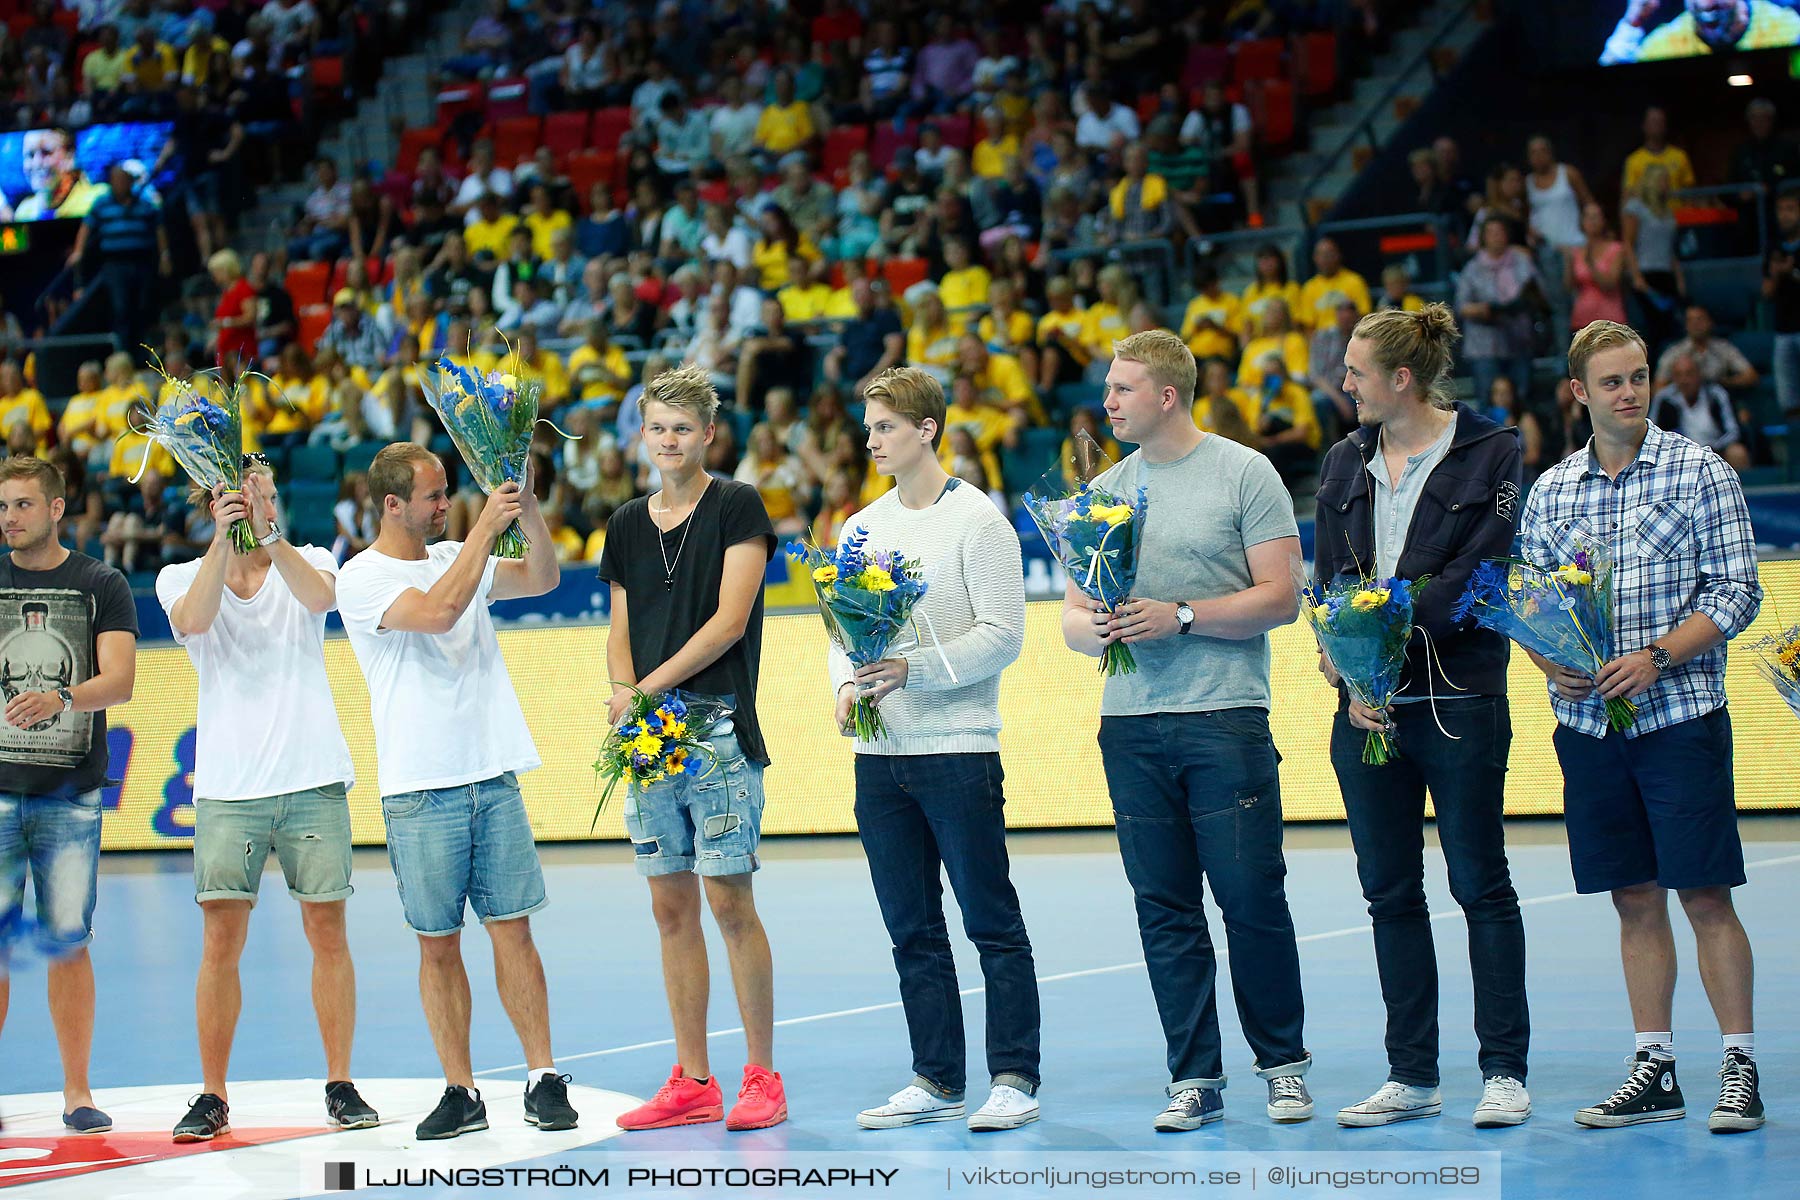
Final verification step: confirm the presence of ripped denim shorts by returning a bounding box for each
[624,710,764,878]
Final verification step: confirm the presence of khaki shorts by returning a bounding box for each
[193,783,354,905]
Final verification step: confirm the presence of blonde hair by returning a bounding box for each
[639,361,719,425]
[1568,319,1647,388]
[207,249,243,280]
[863,366,947,448]
[1351,303,1461,409]
[1112,329,1197,405]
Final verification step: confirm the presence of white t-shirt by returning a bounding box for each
[335,543,540,797]
[154,547,355,801]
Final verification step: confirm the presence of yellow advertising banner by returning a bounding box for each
[99,561,1800,849]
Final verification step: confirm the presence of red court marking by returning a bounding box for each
[0,1128,333,1189]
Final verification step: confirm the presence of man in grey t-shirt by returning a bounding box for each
[1060,331,1313,1133]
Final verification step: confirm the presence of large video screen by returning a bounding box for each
[0,122,173,222]
[1599,0,1800,65]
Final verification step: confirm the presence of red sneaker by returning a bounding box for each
[616,1065,724,1130]
[726,1064,788,1130]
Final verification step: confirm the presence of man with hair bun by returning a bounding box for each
[1314,304,1532,1129]
[1061,330,1314,1132]
[1523,320,1765,1134]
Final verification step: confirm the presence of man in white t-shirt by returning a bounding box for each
[155,463,378,1142]
[334,442,575,1142]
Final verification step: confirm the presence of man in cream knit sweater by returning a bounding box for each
[828,367,1043,1134]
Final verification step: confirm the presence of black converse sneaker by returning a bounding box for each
[172,1093,230,1142]
[1153,1087,1224,1132]
[416,1085,489,1140]
[1574,1052,1685,1128]
[525,1073,581,1131]
[1709,1052,1764,1134]
[326,1081,380,1129]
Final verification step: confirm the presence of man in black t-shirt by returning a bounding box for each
[824,280,906,399]
[1765,192,1800,416]
[0,455,138,1134]
[598,364,784,1134]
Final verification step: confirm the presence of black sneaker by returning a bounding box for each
[416,1085,488,1140]
[525,1073,580,1131]
[326,1081,380,1129]
[1574,1052,1685,1128]
[1153,1087,1224,1132]
[173,1093,230,1142]
[1710,1052,1765,1134]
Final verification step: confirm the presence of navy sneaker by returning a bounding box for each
[524,1073,580,1131]
[416,1086,488,1140]
[172,1095,228,1142]
[63,1106,112,1134]
[1154,1086,1224,1131]
[327,1081,380,1129]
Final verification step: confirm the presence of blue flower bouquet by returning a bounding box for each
[788,529,929,741]
[132,359,271,553]
[1453,547,1636,731]
[1748,622,1800,722]
[1303,574,1426,764]
[1022,442,1146,676]
[419,352,544,558]
[591,688,733,831]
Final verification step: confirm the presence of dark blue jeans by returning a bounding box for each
[854,753,1040,1098]
[1331,695,1529,1086]
[1097,708,1309,1091]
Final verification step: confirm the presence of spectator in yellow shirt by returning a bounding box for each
[938,373,1015,492]
[977,277,1039,384]
[956,333,1043,426]
[567,318,635,403]
[503,327,571,411]
[1244,350,1320,485]
[1192,359,1262,447]
[0,359,51,455]
[58,361,112,460]
[754,68,815,160]
[523,184,573,261]
[1036,275,1092,390]
[750,206,818,290]
[1240,244,1304,335]
[938,238,992,327]
[125,27,179,94]
[1181,263,1242,364]
[1080,265,1135,361]
[262,344,331,444]
[971,107,1019,180]
[107,399,176,481]
[1298,236,1372,330]
[777,257,835,326]
[97,352,142,437]
[1377,263,1426,313]
[1620,105,1697,195]
[1237,298,1311,389]
[465,193,520,260]
[906,288,960,376]
[81,24,130,98]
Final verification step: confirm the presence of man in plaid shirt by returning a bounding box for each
[1520,320,1765,1135]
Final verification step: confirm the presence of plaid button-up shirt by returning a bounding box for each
[1520,423,1762,739]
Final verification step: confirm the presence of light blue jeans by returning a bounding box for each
[0,788,104,954]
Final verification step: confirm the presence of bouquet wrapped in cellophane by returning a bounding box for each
[1453,546,1636,731]
[1021,433,1145,676]
[1302,572,1427,765]
[1747,621,1800,722]
[131,358,275,553]
[419,350,543,558]
[591,689,733,830]
[788,528,930,740]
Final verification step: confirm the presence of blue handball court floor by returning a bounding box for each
[2,820,1795,1199]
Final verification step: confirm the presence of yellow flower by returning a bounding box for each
[856,566,897,592]
[1552,566,1592,586]
[630,732,664,759]
[662,718,687,739]
[812,564,838,584]
[667,748,688,772]
[1085,503,1133,527]
[500,373,519,391]
[1778,640,1800,669]
[174,410,202,426]
[1351,588,1390,611]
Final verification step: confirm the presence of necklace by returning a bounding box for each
[652,478,709,589]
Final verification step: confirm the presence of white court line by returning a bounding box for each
[474,850,1800,1078]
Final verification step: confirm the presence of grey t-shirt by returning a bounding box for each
[1093,435,1300,717]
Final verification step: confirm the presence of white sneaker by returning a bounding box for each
[968,1084,1039,1132]
[857,1085,965,1129]
[1473,1076,1531,1127]
[1337,1081,1443,1127]
[1267,1074,1314,1122]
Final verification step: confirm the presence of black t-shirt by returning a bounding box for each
[839,308,903,381]
[258,281,296,336]
[1767,236,1800,334]
[0,550,138,797]
[598,481,777,765]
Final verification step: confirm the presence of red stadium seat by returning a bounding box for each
[311,55,345,100]
[434,83,485,127]
[1248,78,1295,149]
[486,77,531,120]
[1232,37,1286,85]
[821,125,869,177]
[871,121,917,171]
[567,151,617,210]
[1181,42,1231,90]
[934,113,973,151]
[1379,230,1439,256]
[285,262,330,310]
[494,115,542,167]
[1300,31,1338,97]
[297,306,331,354]
[544,111,590,158]
[1136,93,1160,123]
[590,107,634,151]
[882,257,929,295]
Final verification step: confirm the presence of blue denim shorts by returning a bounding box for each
[0,788,104,953]
[379,772,548,936]
[193,783,354,906]
[625,717,765,878]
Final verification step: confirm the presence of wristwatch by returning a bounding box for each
[1175,603,1195,635]
[56,687,73,713]
[1648,643,1672,672]
[256,521,283,547]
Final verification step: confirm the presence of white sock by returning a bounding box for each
[529,1066,558,1085]
[1635,1032,1674,1061]
[1723,1034,1754,1061]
